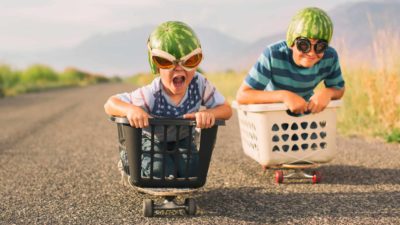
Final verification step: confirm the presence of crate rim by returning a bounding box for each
[110,116,225,126]
[232,100,342,112]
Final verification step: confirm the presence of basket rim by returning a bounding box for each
[232,100,342,112]
[110,117,225,126]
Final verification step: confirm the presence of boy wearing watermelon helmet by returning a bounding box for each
[236,7,345,114]
[104,21,232,181]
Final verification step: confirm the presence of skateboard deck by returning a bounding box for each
[263,162,320,170]
[135,187,198,196]
[280,163,320,169]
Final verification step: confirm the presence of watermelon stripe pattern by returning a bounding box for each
[147,21,202,74]
[286,7,333,47]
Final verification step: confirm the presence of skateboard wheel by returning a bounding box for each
[143,199,154,217]
[312,171,322,184]
[184,198,197,215]
[275,170,284,184]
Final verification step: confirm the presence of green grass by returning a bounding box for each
[126,63,400,143]
[204,71,246,102]
[335,30,400,140]
[0,64,114,97]
[386,129,400,143]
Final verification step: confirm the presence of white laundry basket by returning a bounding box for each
[233,100,342,167]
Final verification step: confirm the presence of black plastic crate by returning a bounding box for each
[110,116,224,188]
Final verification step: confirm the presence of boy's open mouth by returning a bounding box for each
[172,75,186,88]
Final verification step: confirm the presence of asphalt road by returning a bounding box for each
[1,83,399,224]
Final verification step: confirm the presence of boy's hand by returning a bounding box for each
[308,88,333,113]
[126,106,151,128]
[183,111,215,129]
[282,91,308,114]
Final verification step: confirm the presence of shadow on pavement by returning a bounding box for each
[319,165,400,185]
[197,187,400,223]
[244,164,400,185]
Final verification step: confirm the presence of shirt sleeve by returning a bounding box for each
[117,88,152,113]
[197,74,226,109]
[244,47,273,90]
[324,50,345,89]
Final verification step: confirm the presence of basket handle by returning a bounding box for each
[285,110,311,117]
[109,116,225,126]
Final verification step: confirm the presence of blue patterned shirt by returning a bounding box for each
[118,72,225,141]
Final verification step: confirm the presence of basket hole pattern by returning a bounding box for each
[291,123,299,130]
[278,144,301,152]
[311,133,318,140]
[271,120,328,152]
[243,120,257,132]
[272,124,279,131]
[282,134,289,141]
[248,143,258,151]
[274,142,327,152]
[241,119,259,152]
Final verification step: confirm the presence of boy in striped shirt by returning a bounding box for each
[236,7,345,114]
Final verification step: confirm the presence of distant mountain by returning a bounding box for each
[2,0,400,75]
[190,27,248,72]
[330,0,400,58]
[15,26,248,76]
[32,26,153,75]
[240,0,400,68]
[236,33,286,70]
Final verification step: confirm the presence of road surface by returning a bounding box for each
[1,83,399,224]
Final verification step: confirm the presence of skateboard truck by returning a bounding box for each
[274,169,321,184]
[143,196,196,217]
[264,163,322,184]
[136,187,198,217]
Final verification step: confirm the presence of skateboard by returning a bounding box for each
[111,117,225,217]
[262,163,322,184]
[135,186,199,217]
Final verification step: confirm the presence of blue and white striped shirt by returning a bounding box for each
[245,40,345,100]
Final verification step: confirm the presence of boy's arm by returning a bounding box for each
[104,95,150,128]
[104,95,130,116]
[308,87,345,113]
[236,83,309,114]
[183,101,232,128]
[329,87,345,100]
[202,101,232,120]
[236,83,287,104]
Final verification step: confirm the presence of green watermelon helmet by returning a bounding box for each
[286,7,333,47]
[147,21,202,74]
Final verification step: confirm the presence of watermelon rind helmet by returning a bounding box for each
[286,7,333,47]
[147,21,202,74]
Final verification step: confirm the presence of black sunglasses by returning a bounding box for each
[295,37,328,54]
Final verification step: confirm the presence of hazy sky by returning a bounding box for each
[1,0,367,52]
